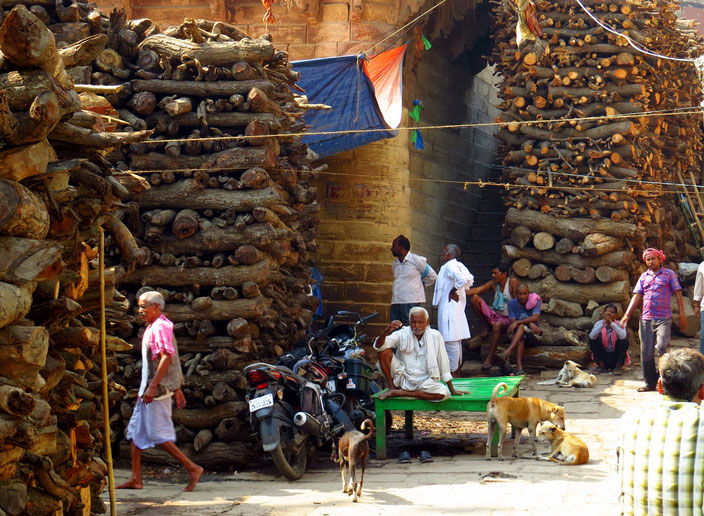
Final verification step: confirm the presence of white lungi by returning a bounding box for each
[444,340,462,372]
[389,355,450,401]
[126,398,176,450]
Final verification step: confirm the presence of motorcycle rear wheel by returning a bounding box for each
[270,438,308,480]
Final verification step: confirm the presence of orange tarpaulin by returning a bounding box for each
[363,44,407,129]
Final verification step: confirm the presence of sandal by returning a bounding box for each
[637,385,656,392]
[398,451,411,464]
[419,450,433,463]
[481,363,492,372]
[513,369,526,376]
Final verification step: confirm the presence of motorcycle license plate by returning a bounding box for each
[326,380,336,392]
[248,393,274,412]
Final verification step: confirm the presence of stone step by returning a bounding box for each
[474,211,506,225]
[470,224,504,238]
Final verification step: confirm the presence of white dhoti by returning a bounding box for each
[126,398,176,450]
[389,354,450,401]
[444,340,462,372]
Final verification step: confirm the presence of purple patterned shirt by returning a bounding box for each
[634,267,681,320]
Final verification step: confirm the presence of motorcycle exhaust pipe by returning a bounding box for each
[294,412,321,437]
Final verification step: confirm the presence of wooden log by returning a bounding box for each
[0,237,60,284]
[51,326,98,350]
[172,401,247,428]
[207,348,247,371]
[172,209,199,239]
[555,237,574,255]
[524,275,630,304]
[581,233,622,256]
[512,258,531,277]
[193,429,213,452]
[510,225,532,248]
[572,267,596,284]
[139,34,274,65]
[165,296,271,322]
[0,90,62,147]
[212,383,237,402]
[541,315,594,331]
[0,139,56,180]
[99,214,148,272]
[132,78,275,97]
[595,265,630,283]
[247,87,281,117]
[0,479,27,515]
[528,263,550,279]
[59,34,108,67]
[158,224,290,255]
[0,180,49,238]
[137,178,287,211]
[214,418,241,441]
[0,323,48,391]
[505,207,645,242]
[0,284,33,329]
[0,385,35,417]
[120,259,272,287]
[533,231,555,250]
[671,296,699,337]
[0,70,79,114]
[503,245,634,268]
[555,264,573,282]
[523,345,592,369]
[119,441,256,470]
[547,298,584,318]
[130,144,278,172]
[145,110,279,131]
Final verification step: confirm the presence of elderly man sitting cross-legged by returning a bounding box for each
[374,307,467,401]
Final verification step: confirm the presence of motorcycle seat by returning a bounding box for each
[275,365,307,385]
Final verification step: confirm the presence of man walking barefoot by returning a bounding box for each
[621,249,687,392]
[118,291,203,492]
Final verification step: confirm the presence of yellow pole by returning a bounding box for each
[99,228,117,515]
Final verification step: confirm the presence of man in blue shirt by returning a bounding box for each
[502,284,541,375]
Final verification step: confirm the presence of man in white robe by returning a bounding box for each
[375,307,467,401]
[432,244,474,376]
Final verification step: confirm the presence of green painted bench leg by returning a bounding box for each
[404,410,413,440]
[375,403,387,460]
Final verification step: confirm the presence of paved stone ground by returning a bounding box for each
[107,359,671,516]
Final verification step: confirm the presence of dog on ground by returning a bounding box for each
[536,360,597,388]
[536,421,589,465]
[486,382,566,460]
[334,419,374,502]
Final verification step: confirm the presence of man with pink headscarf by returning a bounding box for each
[621,248,687,392]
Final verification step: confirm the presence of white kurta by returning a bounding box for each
[432,258,474,341]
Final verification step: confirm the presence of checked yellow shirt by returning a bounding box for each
[617,397,704,516]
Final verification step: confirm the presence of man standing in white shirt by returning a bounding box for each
[433,244,474,377]
[693,261,704,354]
[390,235,437,325]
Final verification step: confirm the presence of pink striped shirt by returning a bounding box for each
[142,314,175,358]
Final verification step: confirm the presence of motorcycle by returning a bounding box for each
[244,357,353,480]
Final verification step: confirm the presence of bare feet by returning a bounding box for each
[117,479,143,489]
[184,465,203,492]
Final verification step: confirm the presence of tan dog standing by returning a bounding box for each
[537,422,589,465]
[335,419,374,502]
[486,382,566,460]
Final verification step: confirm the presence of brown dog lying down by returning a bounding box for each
[334,419,374,502]
[536,422,589,465]
[486,382,566,460]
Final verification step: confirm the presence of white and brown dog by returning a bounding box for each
[486,382,566,460]
[537,360,597,388]
[334,419,374,502]
[536,422,589,465]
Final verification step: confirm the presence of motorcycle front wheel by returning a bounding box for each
[270,438,308,480]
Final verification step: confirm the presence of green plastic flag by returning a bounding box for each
[422,35,432,50]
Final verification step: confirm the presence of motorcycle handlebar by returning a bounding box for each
[360,312,379,323]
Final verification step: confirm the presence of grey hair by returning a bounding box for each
[139,291,165,310]
[659,348,704,401]
[446,244,461,258]
[409,306,429,322]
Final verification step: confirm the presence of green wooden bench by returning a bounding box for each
[372,376,524,460]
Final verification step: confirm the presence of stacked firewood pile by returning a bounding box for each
[84,18,320,468]
[0,4,151,515]
[489,0,704,366]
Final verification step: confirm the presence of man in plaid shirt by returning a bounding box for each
[621,249,687,392]
[618,348,704,515]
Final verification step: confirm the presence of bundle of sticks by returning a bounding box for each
[0,3,152,514]
[489,0,704,359]
[79,18,321,468]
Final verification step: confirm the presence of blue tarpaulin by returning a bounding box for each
[292,55,398,158]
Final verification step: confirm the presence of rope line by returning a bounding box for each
[573,0,699,63]
[138,106,704,145]
[363,0,450,56]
